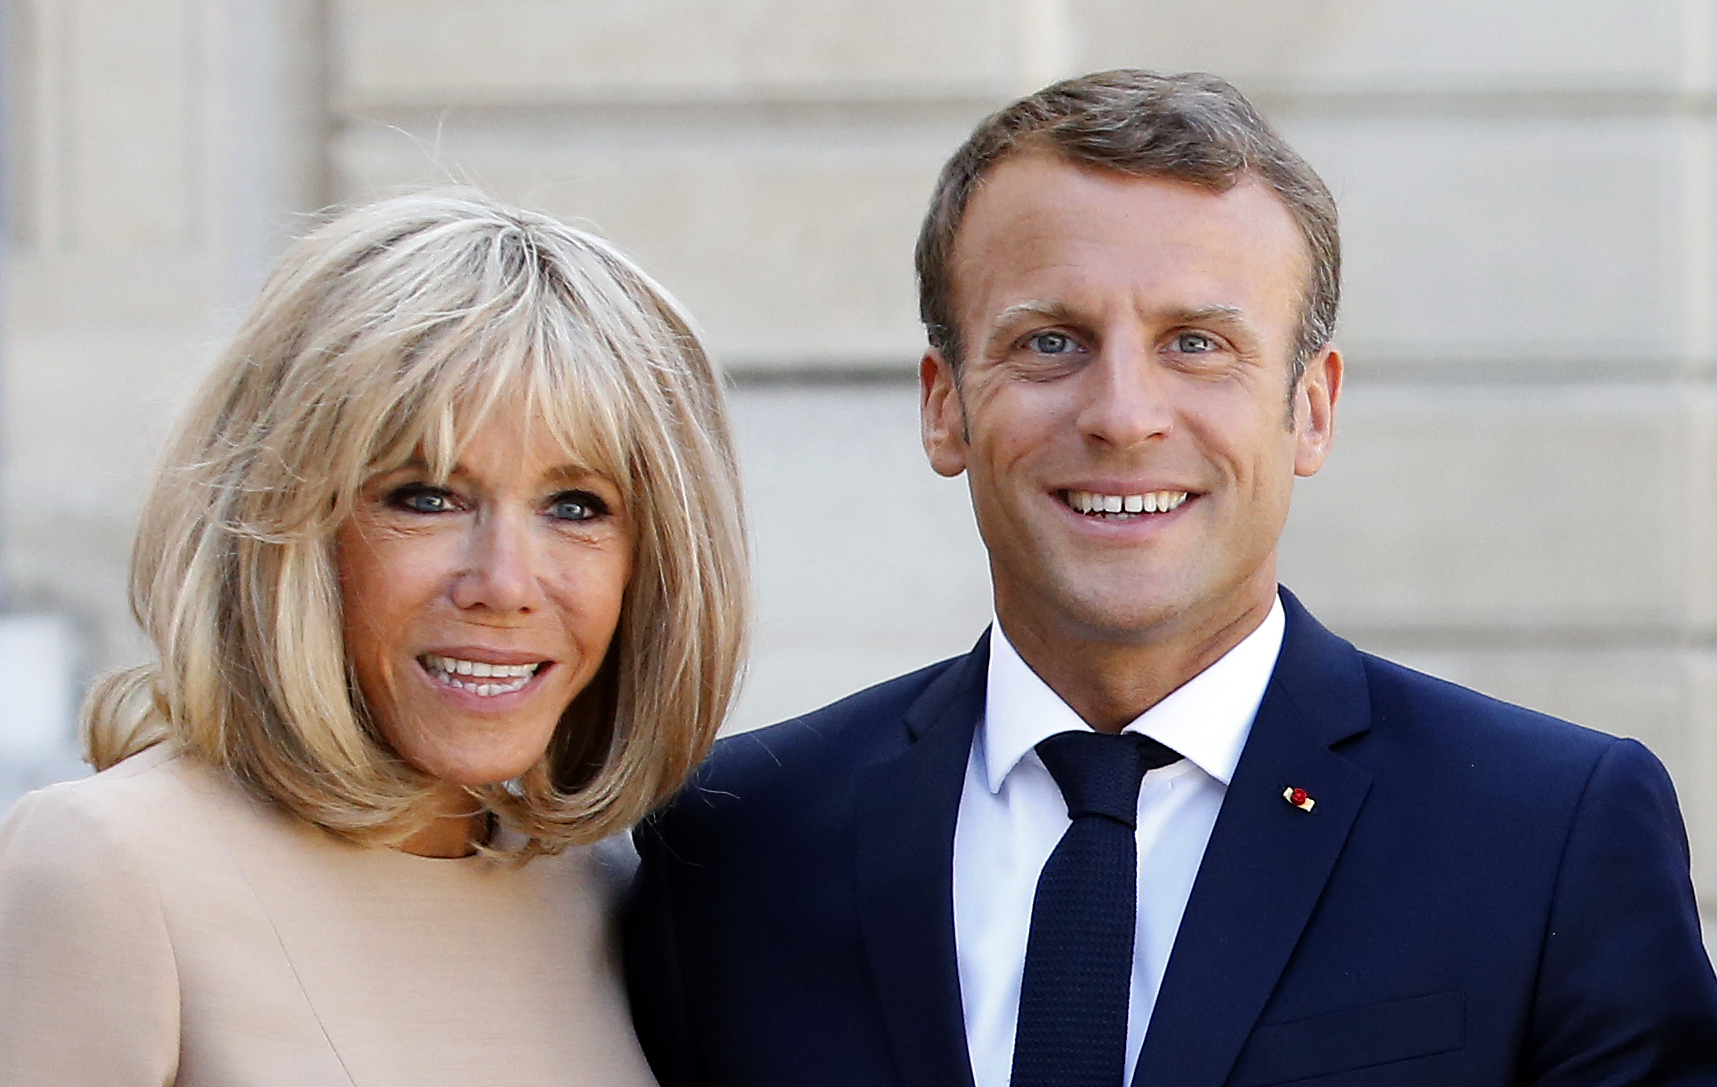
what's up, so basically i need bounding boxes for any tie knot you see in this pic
[1035,731,1181,829]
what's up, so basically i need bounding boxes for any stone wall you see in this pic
[5,0,1714,943]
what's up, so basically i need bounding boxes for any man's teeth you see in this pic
[1066,489,1189,516]
[420,654,541,697]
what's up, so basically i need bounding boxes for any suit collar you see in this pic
[1271,586,1373,748]
[978,598,1285,793]
[1135,587,1374,1086]
[901,628,990,743]
[856,632,989,1087]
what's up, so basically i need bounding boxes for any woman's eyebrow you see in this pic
[542,463,604,486]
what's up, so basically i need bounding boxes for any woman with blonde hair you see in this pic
[0,191,746,1084]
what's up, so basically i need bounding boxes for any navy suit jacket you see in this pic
[626,591,1717,1086]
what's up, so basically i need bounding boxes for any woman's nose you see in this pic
[450,510,540,614]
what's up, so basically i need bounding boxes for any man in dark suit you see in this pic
[625,70,1717,1086]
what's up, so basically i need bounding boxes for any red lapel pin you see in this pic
[1282,786,1316,813]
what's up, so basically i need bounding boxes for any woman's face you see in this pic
[336,412,634,787]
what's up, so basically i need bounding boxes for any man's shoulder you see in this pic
[1344,647,1660,811]
[1357,649,1620,754]
[1277,592,1658,821]
[1281,590,1627,770]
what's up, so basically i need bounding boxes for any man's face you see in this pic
[920,150,1339,652]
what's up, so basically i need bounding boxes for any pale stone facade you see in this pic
[5,0,1715,945]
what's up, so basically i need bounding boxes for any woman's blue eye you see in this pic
[550,491,608,521]
[1027,331,1078,355]
[388,485,457,513]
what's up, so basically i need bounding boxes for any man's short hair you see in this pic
[915,69,1340,379]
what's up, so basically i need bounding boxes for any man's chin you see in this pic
[1065,607,1194,646]
[1022,587,1196,647]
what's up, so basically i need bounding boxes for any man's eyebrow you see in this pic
[993,299,1079,325]
[1170,303,1247,326]
[991,301,1252,326]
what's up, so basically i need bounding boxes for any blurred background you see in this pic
[2,0,1714,950]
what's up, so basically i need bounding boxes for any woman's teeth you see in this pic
[420,654,541,697]
[1065,489,1190,517]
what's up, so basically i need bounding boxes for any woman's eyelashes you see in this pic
[385,482,461,514]
[381,481,613,523]
[547,490,610,522]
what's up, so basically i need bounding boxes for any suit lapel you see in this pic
[853,634,989,1087]
[1134,591,1374,1087]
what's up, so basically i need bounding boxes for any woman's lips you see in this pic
[418,652,551,697]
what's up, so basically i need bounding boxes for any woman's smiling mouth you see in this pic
[418,653,549,697]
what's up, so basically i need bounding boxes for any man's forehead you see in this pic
[948,154,1310,324]
[954,157,1298,278]
[957,150,1300,249]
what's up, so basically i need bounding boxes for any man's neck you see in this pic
[998,590,1279,734]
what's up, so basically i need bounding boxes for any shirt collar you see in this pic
[979,594,1285,793]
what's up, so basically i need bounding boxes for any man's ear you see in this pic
[920,348,968,478]
[1292,343,1342,478]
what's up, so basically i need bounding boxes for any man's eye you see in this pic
[387,484,458,513]
[549,491,610,522]
[1026,331,1079,355]
[1172,331,1218,353]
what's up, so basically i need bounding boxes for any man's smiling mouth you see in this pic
[419,653,546,697]
[1061,489,1190,519]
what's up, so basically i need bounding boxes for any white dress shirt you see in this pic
[953,597,1285,1087]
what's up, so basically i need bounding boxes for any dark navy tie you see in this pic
[1010,730,1182,1087]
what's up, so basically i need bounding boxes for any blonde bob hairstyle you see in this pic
[83,191,748,859]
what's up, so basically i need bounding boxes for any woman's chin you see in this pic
[416,748,548,790]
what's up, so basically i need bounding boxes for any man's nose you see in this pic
[1074,341,1174,448]
[451,510,540,614]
